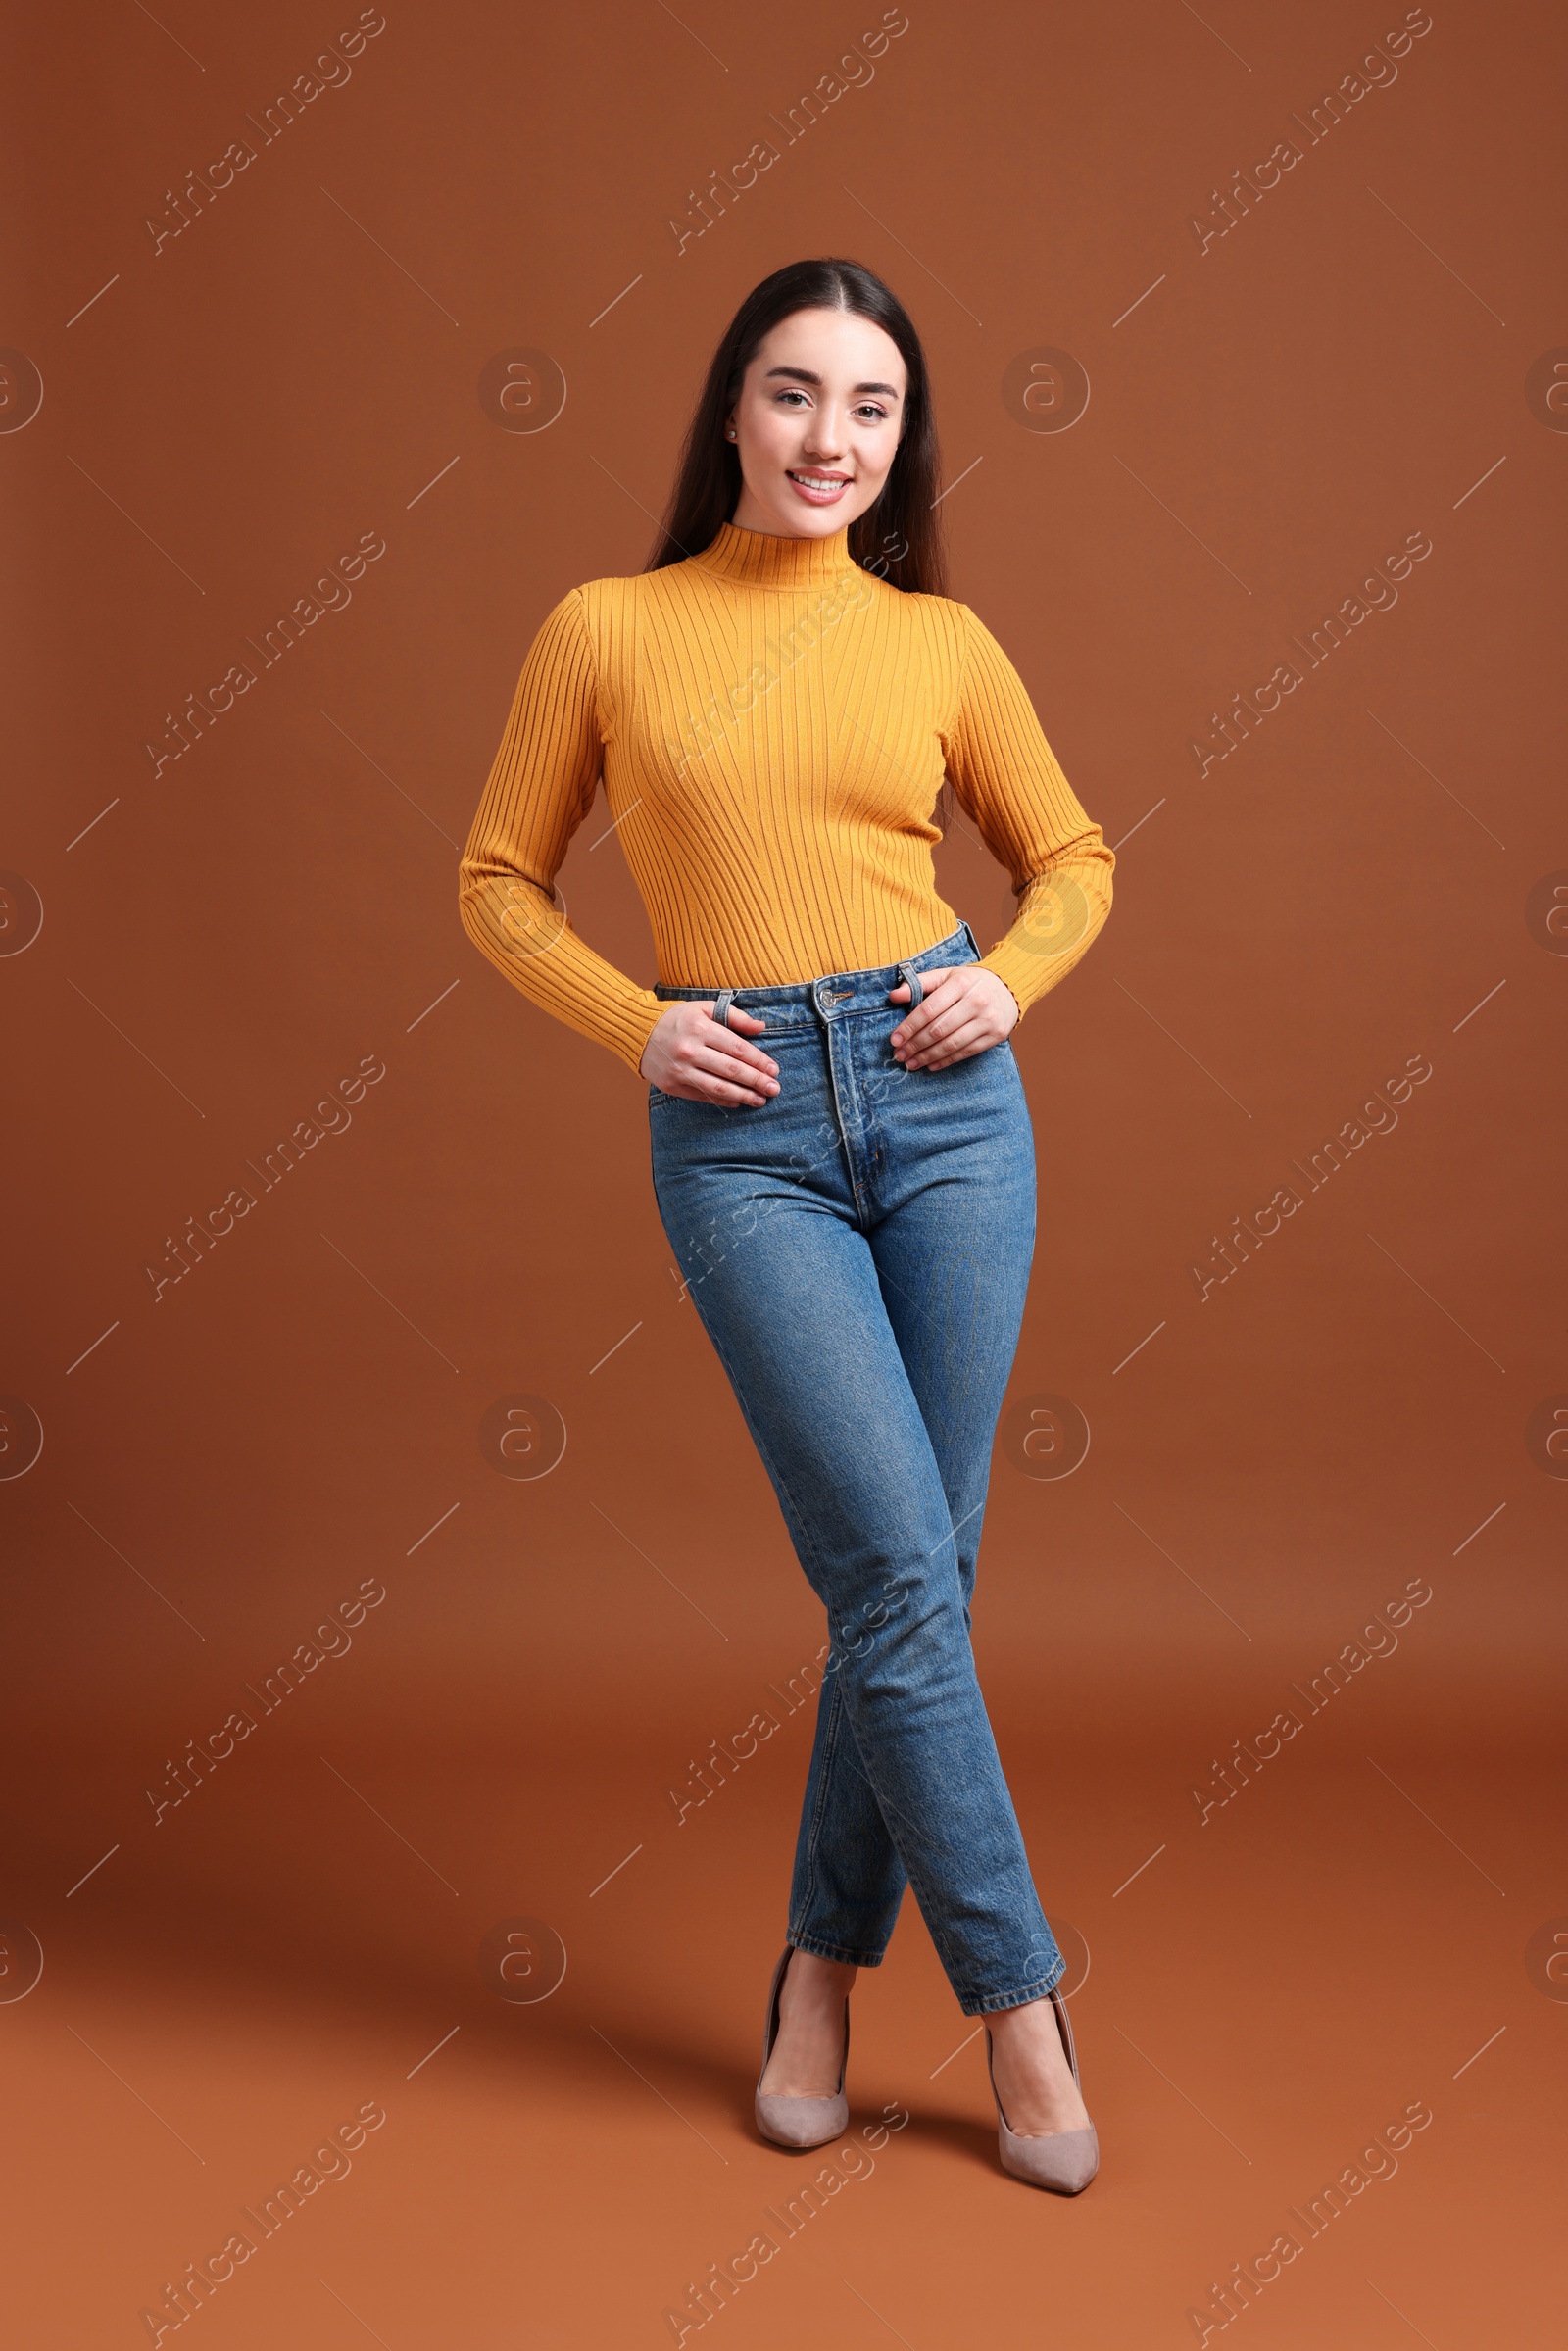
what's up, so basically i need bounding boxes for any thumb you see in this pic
[888,965,950,1003]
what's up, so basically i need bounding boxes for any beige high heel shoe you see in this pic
[985,1986,1100,2194]
[754,1947,850,2151]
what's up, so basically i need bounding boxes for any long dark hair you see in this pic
[645,257,948,597]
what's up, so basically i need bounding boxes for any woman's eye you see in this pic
[771,390,890,419]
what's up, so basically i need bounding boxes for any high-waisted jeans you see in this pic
[648,920,1064,2016]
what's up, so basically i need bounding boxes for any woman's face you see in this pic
[726,307,906,539]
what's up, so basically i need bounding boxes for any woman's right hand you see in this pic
[640,1002,780,1107]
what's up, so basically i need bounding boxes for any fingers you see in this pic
[894,976,1004,1068]
[892,969,1017,1067]
[688,1071,776,1105]
[700,1044,780,1104]
[890,983,959,1047]
[666,1035,779,1106]
[890,973,970,1058]
[886,965,948,1031]
[701,1014,778,1078]
[698,1002,776,1076]
[644,999,783,1105]
[666,1069,775,1106]
[902,1013,994,1069]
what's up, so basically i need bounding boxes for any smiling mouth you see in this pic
[786,469,852,501]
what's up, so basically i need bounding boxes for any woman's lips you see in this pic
[786,470,852,505]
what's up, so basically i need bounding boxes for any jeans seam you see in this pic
[788,1932,887,1968]
[961,1960,1065,2019]
[791,1671,843,1941]
[818,1013,871,1234]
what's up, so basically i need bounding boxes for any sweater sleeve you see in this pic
[458,589,665,1077]
[939,602,1115,1019]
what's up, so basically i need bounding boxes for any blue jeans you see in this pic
[648,921,1064,2016]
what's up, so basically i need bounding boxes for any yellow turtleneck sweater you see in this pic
[458,520,1113,1075]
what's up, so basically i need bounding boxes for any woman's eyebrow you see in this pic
[761,366,902,397]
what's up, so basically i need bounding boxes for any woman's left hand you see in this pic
[888,966,1019,1070]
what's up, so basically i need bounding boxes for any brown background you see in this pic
[3,0,1564,2343]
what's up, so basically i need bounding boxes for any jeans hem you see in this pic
[957,1960,1066,2019]
[788,1931,887,1969]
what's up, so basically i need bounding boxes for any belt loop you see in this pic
[712,988,735,1031]
[896,960,924,1010]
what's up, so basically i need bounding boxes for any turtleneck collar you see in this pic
[690,518,859,590]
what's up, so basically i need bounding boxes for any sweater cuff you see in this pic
[983,862,1108,1019]
[613,992,666,1079]
[978,957,1025,1023]
[981,928,1087,1022]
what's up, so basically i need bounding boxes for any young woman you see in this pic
[459,258,1113,2193]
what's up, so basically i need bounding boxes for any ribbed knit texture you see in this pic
[458,519,1114,1075]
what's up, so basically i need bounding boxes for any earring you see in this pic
[726,429,736,440]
